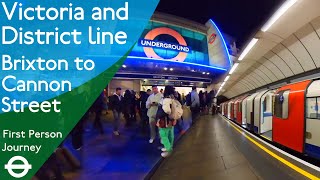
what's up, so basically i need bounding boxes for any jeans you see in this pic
[93,110,104,134]
[190,106,200,123]
[113,110,121,131]
[141,109,148,132]
[149,117,156,140]
[159,127,174,152]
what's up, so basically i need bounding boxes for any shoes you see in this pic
[149,139,154,144]
[161,148,167,152]
[113,131,120,136]
[161,151,171,158]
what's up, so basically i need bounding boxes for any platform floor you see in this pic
[63,108,192,180]
[150,115,313,180]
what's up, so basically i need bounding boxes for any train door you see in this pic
[305,80,320,159]
[242,96,250,126]
[234,101,238,122]
[221,103,225,116]
[246,92,258,131]
[228,101,232,119]
[230,101,235,120]
[253,90,268,133]
[260,90,274,136]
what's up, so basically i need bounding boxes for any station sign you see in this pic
[138,27,190,62]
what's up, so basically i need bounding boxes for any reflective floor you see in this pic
[63,109,192,180]
[151,115,311,180]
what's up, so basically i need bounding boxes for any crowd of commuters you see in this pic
[36,85,215,179]
[82,85,215,153]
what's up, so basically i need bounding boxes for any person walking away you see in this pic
[91,92,104,134]
[174,91,184,133]
[181,93,186,105]
[199,91,204,113]
[156,85,183,157]
[109,88,123,136]
[139,91,149,133]
[122,90,133,127]
[190,86,200,124]
[146,85,163,143]
[130,90,138,123]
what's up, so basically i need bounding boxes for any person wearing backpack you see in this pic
[156,85,183,158]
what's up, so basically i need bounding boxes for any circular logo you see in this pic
[143,27,188,62]
[5,156,32,178]
[279,95,284,103]
[208,33,217,44]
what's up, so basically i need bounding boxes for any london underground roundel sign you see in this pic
[139,27,190,62]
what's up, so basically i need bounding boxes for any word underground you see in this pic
[1,2,128,45]
[139,39,190,53]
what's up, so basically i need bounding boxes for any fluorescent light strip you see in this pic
[127,56,227,71]
[224,75,230,82]
[238,38,258,61]
[229,63,239,75]
[221,82,226,87]
[261,0,298,32]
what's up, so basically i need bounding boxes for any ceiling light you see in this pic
[229,63,239,75]
[206,72,210,75]
[122,65,127,68]
[170,68,173,71]
[221,82,226,87]
[238,38,258,61]
[261,0,298,32]
[164,67,168,70]
[202,72,206,75]
[224,75,230,82]
[191,70,195,72]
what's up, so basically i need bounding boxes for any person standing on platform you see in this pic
[109,87,123,136]
[190,86,200,124]
[146,85,163,144]
[157,85,182,158]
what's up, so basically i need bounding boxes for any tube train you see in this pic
[220,79,320,160]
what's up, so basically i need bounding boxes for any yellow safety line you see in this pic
[221,116,320,180]
[261,135,272,141]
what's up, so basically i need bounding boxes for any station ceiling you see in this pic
[221,0,320,98]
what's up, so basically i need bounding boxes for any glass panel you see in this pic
[282,91,290,119]
[306,98,317,119]
[317,98,320,119]
[263,98,267,112]
[274,92,283,118]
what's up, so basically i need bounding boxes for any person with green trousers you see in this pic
[157,85,178,158]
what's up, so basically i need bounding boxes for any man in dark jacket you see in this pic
[109,87,123,136]
[92,92,105,134]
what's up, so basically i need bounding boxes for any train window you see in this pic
[263,98,267,112]
[274,90,289,119]
[306,97,320,119]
